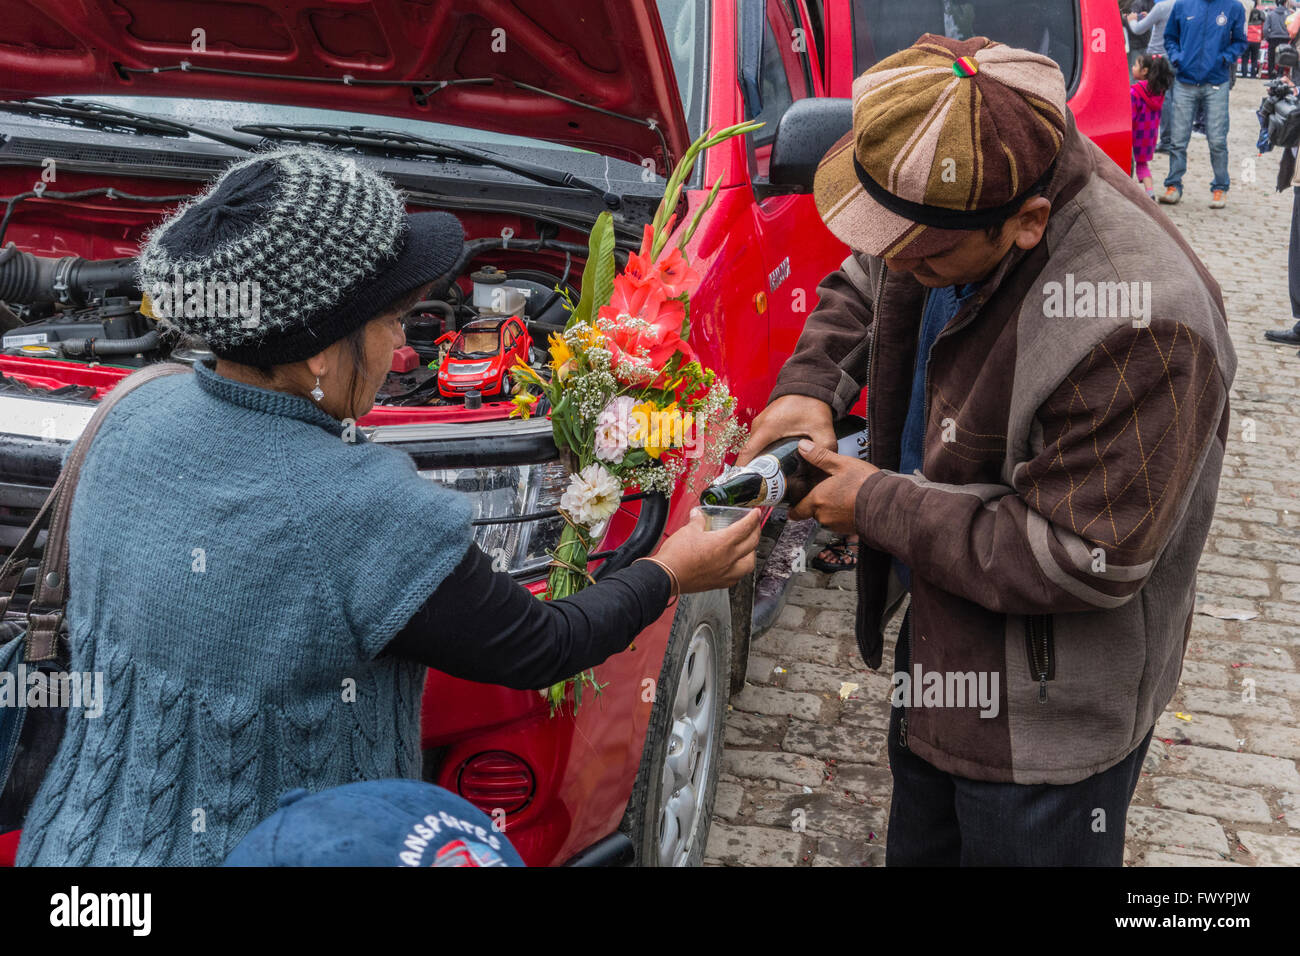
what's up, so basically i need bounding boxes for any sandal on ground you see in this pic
[810,538,859,572]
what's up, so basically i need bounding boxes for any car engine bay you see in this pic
[0,223,594,412]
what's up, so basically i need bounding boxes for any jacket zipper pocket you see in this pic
[1024,614,1055,703]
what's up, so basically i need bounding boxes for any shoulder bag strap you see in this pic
[6,362,193,662]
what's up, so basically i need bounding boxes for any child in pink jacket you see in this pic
[1131,53,1174,199]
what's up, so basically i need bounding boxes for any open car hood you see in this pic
[0,0,690,171]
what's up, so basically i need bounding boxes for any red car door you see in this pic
[738,0,851,384]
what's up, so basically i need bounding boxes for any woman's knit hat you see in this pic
[137,146,463,365]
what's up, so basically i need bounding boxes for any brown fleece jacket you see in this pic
[771,113,1237,784]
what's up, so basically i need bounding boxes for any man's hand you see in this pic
[788,440,879,535]
[737,394,836,467]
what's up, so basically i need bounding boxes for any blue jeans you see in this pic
[1157,93,1173,149]
[1165,80,1231,193]
[884,610,1153,866]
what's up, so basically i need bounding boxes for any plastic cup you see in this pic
[701,504,754,530]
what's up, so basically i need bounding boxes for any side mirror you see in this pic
[434,332,457,345]
[769,97,852,193]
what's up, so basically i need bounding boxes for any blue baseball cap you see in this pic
[223,779,525,867]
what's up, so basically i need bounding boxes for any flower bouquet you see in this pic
[511,122,760,716]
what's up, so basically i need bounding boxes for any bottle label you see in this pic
[718,456,785,506]
[757,472,786,505]
[749,454,780,479]
[748,455,785,504]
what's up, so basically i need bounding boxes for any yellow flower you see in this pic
[512,357,544,387]
[548,333,573,369]
[547,333,579,383]
[509,393,539,420]
[658,403,692,458]
[633,400,691,459]
[575,323,605,350]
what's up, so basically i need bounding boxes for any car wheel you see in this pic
[619,588,731,867]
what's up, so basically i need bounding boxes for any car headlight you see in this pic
[418,461,570,576]
[446,361,492,375]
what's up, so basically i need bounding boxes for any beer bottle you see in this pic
[700,416,869,508]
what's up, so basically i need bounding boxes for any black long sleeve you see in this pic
[383,545,672,689]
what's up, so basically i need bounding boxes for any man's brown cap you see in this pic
[814,34,1068,260]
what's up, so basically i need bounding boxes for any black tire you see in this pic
[727,570,755,699]
[619,589,732,866]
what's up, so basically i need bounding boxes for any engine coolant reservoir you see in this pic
[471,265,526,317]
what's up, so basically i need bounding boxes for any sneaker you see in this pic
[1210,190,1227,209]
[1159,186,1182,204]
[1264,327,1300,345]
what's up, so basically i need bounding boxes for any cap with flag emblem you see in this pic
[813,34,1068,261]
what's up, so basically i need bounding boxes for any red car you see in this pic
[0,0,1127,867]
[436,316,532,400]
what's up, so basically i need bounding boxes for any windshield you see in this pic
[456,331,501,355]
[849,0,1080,92]
[657,0,709,140]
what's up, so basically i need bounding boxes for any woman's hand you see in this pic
[652,507,762,593]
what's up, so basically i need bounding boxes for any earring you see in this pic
[310,377,325,402]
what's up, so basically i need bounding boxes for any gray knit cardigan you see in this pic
[17,360,471,865]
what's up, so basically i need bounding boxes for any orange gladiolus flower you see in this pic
[653,245,700,298]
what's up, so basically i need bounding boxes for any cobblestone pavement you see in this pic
[706,78,1300,867]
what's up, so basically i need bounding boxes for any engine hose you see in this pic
[443,236,626,291]
[412,299,456,331]
[0,187,192,248]
[0,245,137,306]
[534,250,574,324]
[61,329,161,357]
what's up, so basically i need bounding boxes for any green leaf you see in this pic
[678,173,723,254]
[590,230,616,315]
[551,393,577,452]
[569,211,616,330]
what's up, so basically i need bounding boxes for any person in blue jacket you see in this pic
[1160,0,1249,207]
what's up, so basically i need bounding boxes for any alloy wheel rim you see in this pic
[655,622,717,866]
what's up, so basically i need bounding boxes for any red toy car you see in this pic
[436,316,532,400]
[0,0,1127,867]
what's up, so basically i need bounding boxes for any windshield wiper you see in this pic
[0,98,260,151]
[233,123,622,209]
